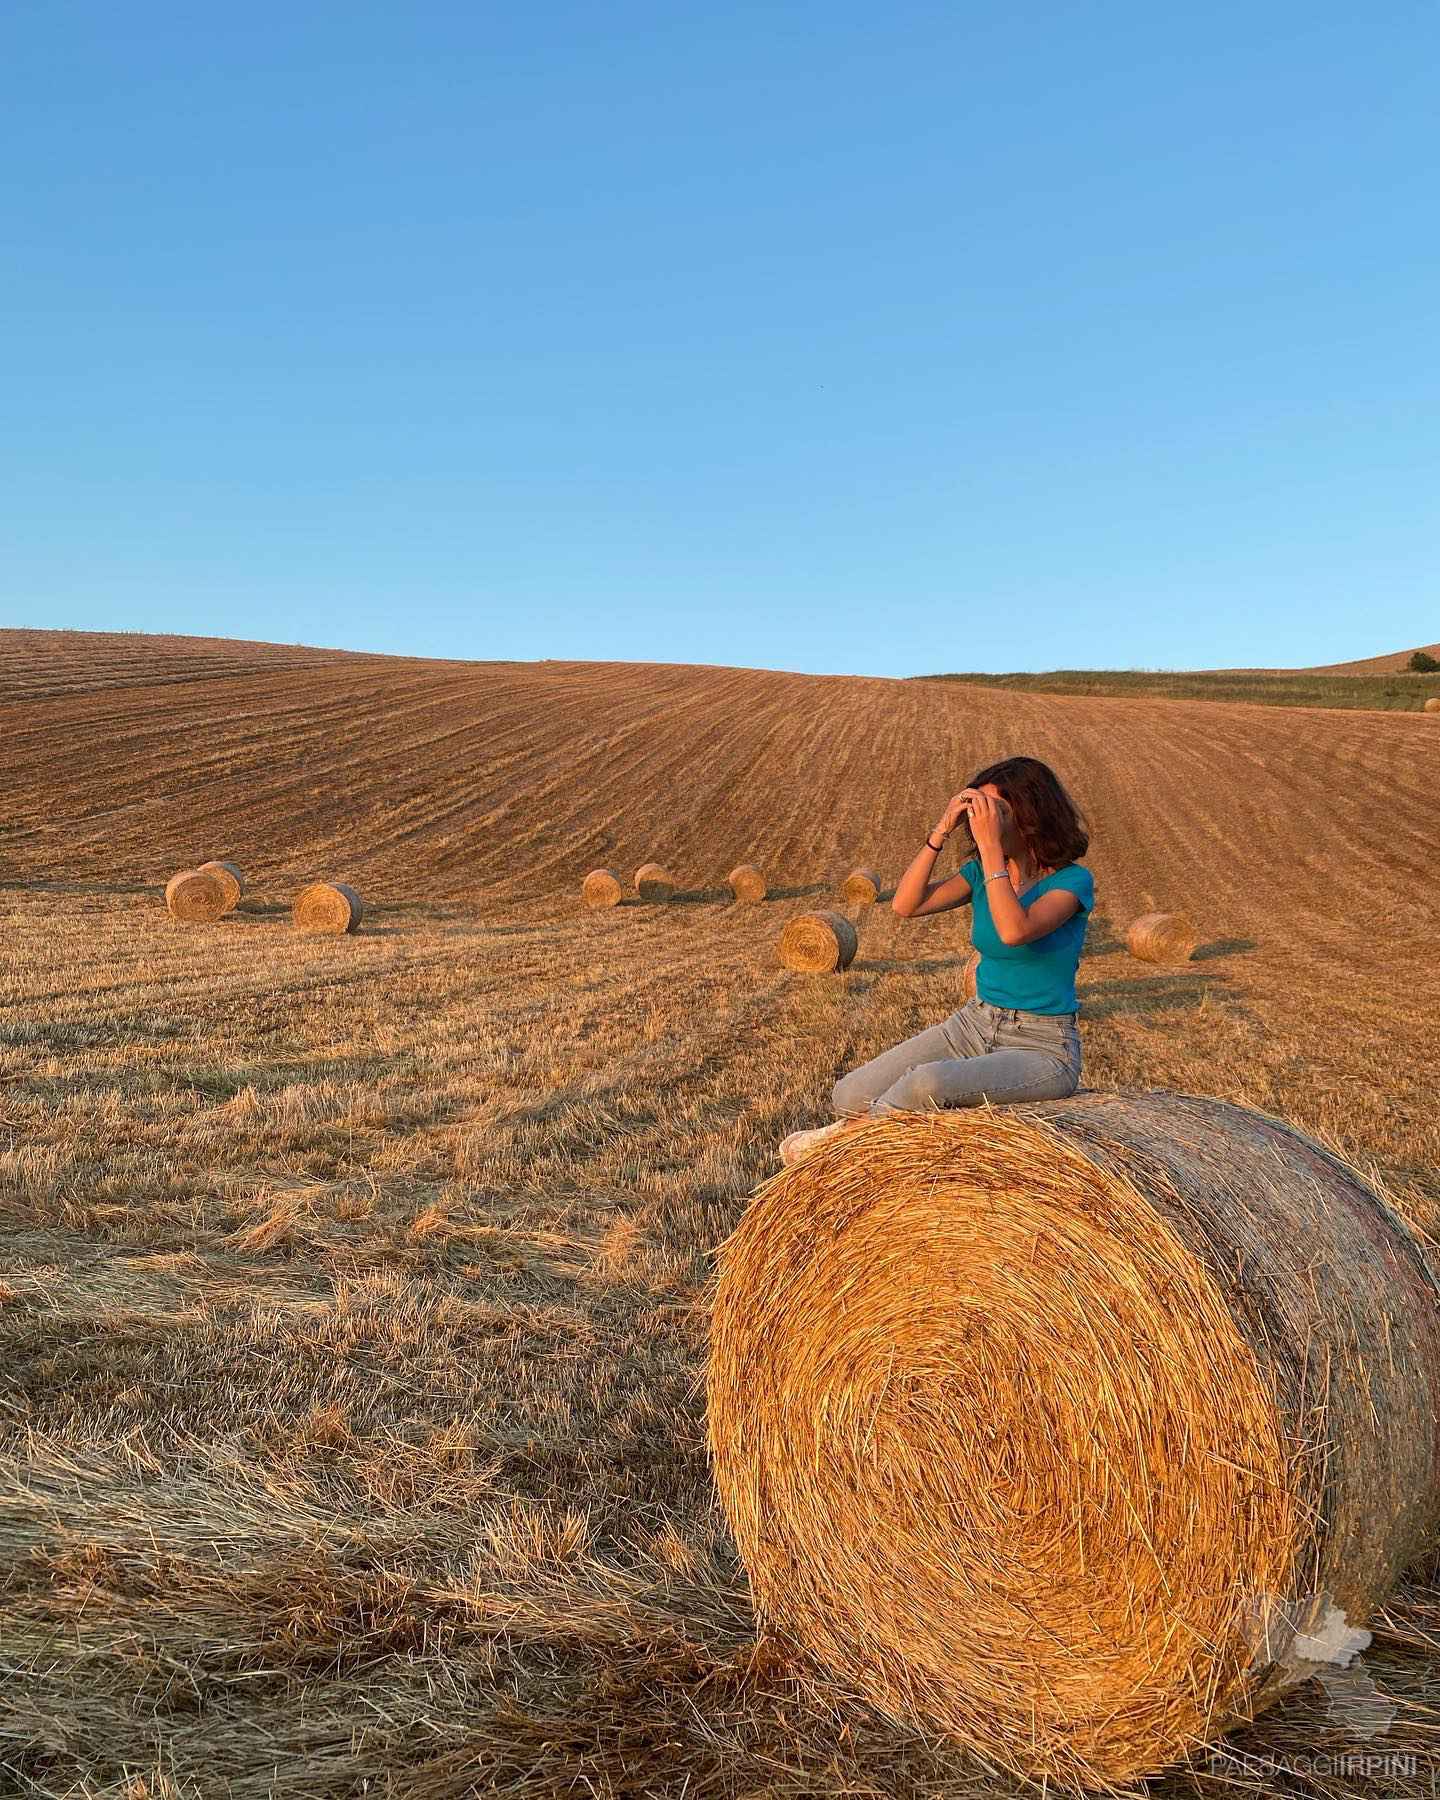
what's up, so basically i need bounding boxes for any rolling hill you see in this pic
[5,628,1437,939]
[1298,640,1440,674]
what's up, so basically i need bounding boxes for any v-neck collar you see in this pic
[1014,866,1060,903]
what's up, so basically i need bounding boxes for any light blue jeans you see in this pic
[832,995,1082,1116]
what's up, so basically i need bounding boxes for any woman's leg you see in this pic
[831,1020,967,1118]
[873,1044,1078,1113]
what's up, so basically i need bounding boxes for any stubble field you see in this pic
[3,628,1439,1798]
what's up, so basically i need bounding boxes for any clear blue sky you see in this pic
[2,2,1436,677]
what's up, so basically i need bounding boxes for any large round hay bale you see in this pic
[1127,910,1197,962]
[779,910,858,973]
[728,863,767,904]
[842,867,883,905]
[292,882,363,935]
[164,868,228,923]
[634,862,676,902]
[198,860,245,914]
[707,1094,1440,1788]
[582,869,623,908]
[961,947,980,998]
[1424,696,1440,713]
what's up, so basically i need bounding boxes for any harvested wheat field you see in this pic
[3,626,1440,1799]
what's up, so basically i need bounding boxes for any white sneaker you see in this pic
[778,1119,853,1167]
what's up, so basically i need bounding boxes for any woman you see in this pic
[779,756,1094,1165]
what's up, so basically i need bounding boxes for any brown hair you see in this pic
[957,756,1089,873]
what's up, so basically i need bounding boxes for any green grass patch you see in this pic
[916,669,1440,711]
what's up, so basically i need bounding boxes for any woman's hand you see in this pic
[932,793,972,840]
[958,787,1005,855]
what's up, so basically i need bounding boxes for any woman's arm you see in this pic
[891,795,976,918]
[965,791,1083,943]
[994,887,1081,945]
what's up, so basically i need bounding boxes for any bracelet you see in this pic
[985,870,1009,882]
[926,834,945,853]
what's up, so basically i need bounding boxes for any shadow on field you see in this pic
[1082,918,1256,964]
[4,878,159,898]
[359,919,489,937]
[853,954,971,975]
[613,892,730,906]
[1076,914,1126,956]
[166,1053,394,1095]
[664,882,835,904]
[1076,972,1235,1020]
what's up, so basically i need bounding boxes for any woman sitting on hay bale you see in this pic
[780,757,1094,1165]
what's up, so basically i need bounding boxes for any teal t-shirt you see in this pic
[960,857,1094,1015]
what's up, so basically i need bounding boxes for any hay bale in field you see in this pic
[198,860,245,914]
[842,867,883,905]
[1127,910,1197,962]
[582,869,623,908]
[634,862,676,902]
[709,1094,1440,1785]
[164,867,228,924]
[292,882,363,935]
[779,910,857,973]
[1425,696,1440,713]
[707,1094,1440,1789]
[961,947,980,998]
[728,863,767,904]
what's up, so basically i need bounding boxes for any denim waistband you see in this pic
[970,996,1078,1024]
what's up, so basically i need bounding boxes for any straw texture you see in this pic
[164,868,228,923]
[962,948,980,999]
[1128,910,1198,962]
[198,860,245,914]
[581,869,623,908]
[707,1094,1440,1790]
[842,867,883,905]
[779,910,858,973]
[634,862,676,902]
[292,882,363,934]
[1425,697,1440,713]
[728,863,767,903]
